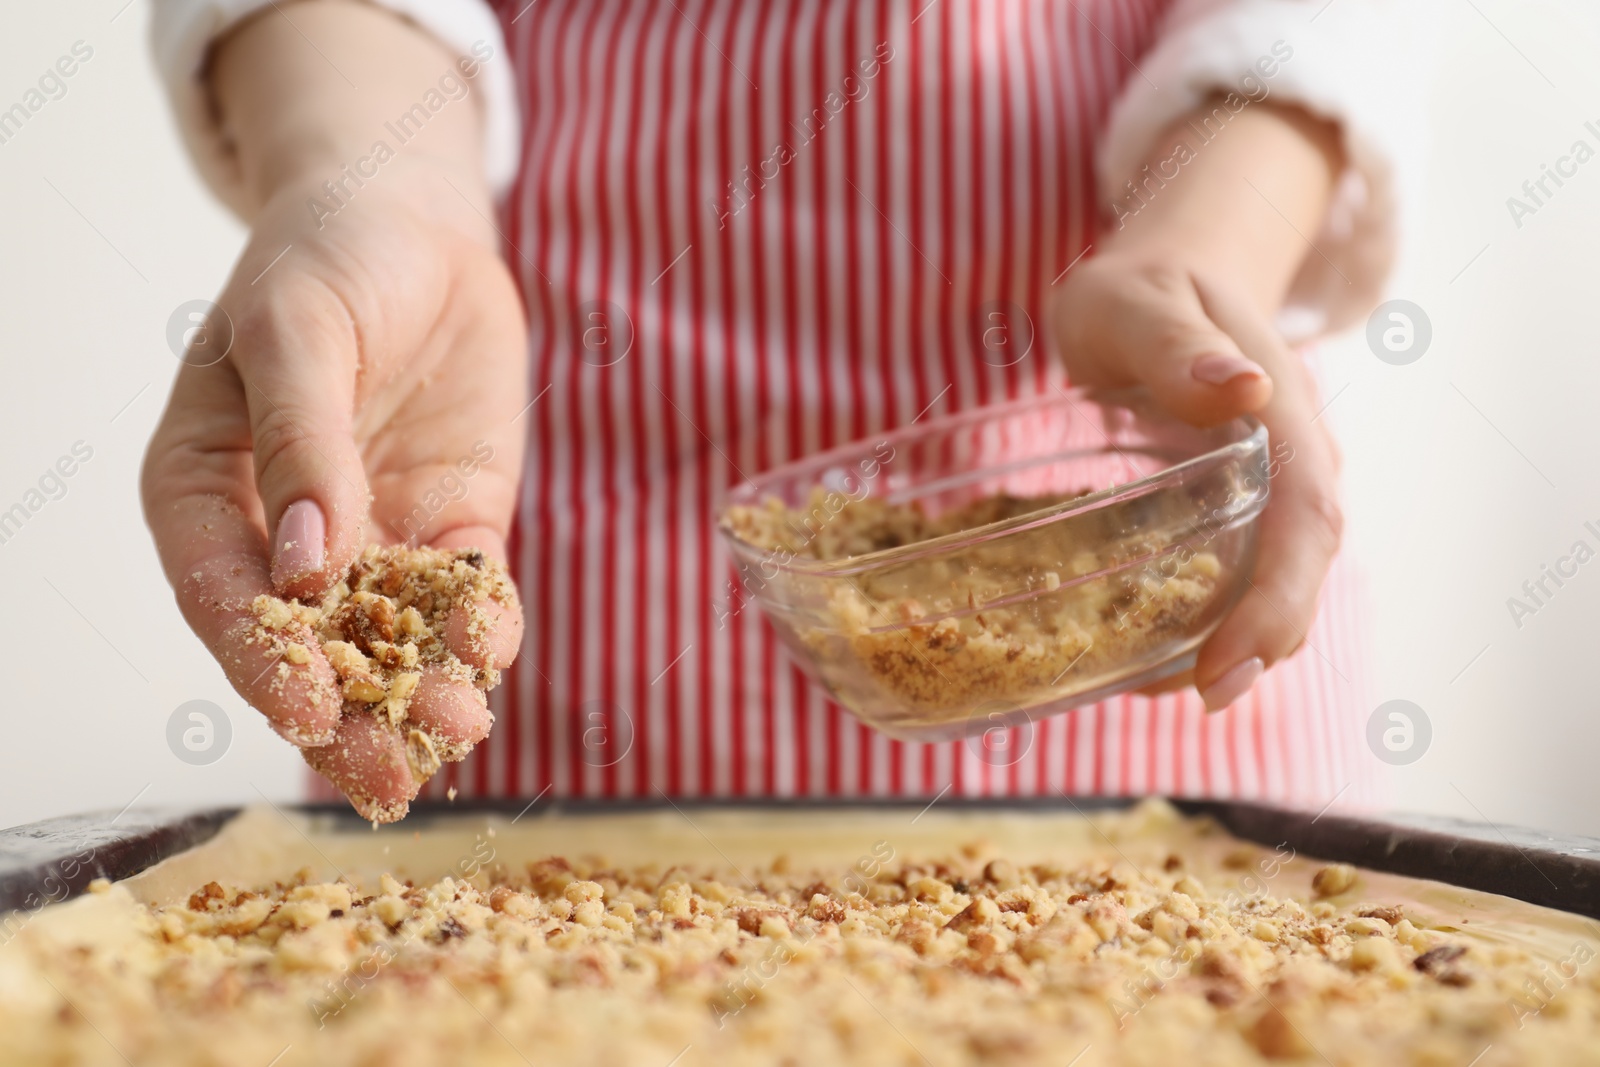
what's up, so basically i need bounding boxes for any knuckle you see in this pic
[1153,320,1228,363]
[251,416,328,493]
[1132,260,1192,294]
[231,274,354,374]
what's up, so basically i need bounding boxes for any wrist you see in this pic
[210,0,494,218]
[1096,227,1276,318]
[239,126,492,215]
[1100,99,1343,314]
[255,153,500,252]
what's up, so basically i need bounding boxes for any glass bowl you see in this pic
[716,388,1271,742]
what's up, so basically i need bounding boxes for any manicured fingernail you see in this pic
[1192,353,1266,386]
[272,498,326,588]
[1201,657,1264,713]
[274,716,338,748]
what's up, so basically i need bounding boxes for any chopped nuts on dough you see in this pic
[1313,863,1359,899]
[8,802,1597,1066]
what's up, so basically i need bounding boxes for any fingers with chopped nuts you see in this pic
[442,599,523,670]
[141,6,529,823]
[422,523,524,669]
[142,495,342,746]
[299,713,418,823]
[252,544,516,821]
[405,666,493,758]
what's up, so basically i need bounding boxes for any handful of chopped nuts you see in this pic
[250,545,516,816]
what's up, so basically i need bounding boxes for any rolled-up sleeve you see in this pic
[149,0,521,214]
[1099,0,1439,338]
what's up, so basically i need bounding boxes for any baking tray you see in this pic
[4,798,1599,920]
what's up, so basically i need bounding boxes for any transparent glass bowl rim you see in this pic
[718,387,1269,579]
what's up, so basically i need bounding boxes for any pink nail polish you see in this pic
[1192,353,1265,386]
[272,499,326,588]
[1201,657,1264,713]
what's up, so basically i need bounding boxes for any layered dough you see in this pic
[3,801,1598,1066]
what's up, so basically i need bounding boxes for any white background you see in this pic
[1,2,1597,833]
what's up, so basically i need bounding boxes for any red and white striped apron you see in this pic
[413,0,1374,809]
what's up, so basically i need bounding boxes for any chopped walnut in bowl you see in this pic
[717,391,1270,742]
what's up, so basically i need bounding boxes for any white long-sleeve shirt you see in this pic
[151,0,1432,336]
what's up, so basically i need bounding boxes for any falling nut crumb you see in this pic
[405,729,442,783]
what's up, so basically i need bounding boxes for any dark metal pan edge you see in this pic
[0,808,239,921]
[1181,801,1600,923]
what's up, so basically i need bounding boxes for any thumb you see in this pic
[1062,269,1274,427]
[234,283,372,599]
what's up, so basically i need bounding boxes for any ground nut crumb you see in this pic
[253,596,294,630]
[1165,892,1201,921]
[1345,917,1391,938]
[1358,905,1404,926]
[982,859,1018,887]
[1394,918,1431,951]
[405,729,442,783]
[323,640,368,677]
[274,899,331,929]
[372,896,410,927]
[1152,910,1188,947]
[1350,936,1403,974]
[290,883,352,914]
[1312,864,1358,898]
[397,606,426,637]
[906,877,955,904]
[390,670,421,702]
[564,881,605,904]
[945,897,1000,931]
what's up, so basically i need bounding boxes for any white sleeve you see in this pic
[149,0,521,214]
[1099,0,1440,339]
